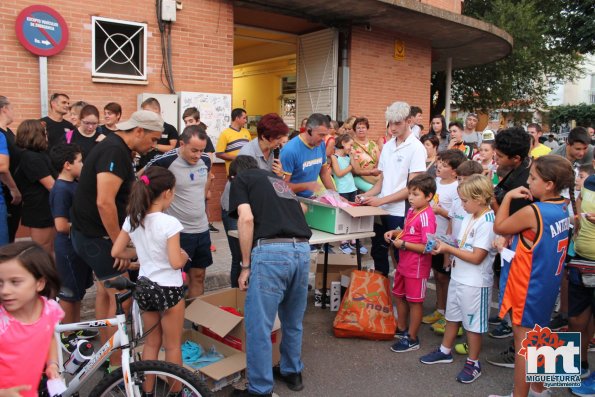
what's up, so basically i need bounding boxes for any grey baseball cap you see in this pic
[116,110,164,132]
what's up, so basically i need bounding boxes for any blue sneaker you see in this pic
[581,367,591,380]
[349,243,368,255]
[456,360,482,384]
[339,243,353,255]
[420,348,453,364]
[390,336,419,352]
[394,328,409,339]
[571,372,595,396]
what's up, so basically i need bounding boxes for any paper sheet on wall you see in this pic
[179,92,232,163]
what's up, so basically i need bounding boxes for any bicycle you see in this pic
[51,277,211,397]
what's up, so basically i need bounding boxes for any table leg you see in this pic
[355,239,362,270]
[321,242,330,309]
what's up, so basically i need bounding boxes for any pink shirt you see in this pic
[0,297,64,396]
[398,206,436,279]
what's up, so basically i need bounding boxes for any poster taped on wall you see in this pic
[179,91,232,159]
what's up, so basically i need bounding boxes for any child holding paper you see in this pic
[420,175,497,384]
[384,174,437,353]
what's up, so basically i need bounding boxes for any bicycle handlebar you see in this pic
[104,277,136,291]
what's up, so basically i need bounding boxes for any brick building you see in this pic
[0,0,511,222]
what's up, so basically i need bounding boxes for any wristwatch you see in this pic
[240,262,250,269]
[400,240,406,251]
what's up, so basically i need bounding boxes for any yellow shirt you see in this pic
[530,143,551,159]
[215,127,251,174]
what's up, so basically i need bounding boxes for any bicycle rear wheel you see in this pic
[89,360,211,397]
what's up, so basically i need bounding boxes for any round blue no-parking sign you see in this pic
[15,5,69,57]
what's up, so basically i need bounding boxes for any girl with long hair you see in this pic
[112,166,189,394]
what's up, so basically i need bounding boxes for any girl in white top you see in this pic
[112,166,189,394]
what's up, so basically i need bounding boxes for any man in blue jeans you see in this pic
[229,155,312,397]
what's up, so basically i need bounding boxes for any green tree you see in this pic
[430,0,590,115]
[548,104,595,130]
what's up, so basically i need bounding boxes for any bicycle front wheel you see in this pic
[89,360,212,397]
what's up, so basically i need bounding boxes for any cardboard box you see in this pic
[186,288,281,365]
[172,329,245,392]
[300,198,388,234]
[314,253,357,289]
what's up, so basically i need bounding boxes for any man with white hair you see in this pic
[360,102,427,276]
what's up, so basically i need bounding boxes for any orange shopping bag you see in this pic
[333,270,396,340]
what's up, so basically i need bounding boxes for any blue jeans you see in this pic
[0,201,8,246]
[221,208,242,288]
[371,215,404,276]
[245,241,310,395]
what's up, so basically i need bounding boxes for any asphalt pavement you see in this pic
[73,222,588,397]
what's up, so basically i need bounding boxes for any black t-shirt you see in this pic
[495,157,533,215]
[229,168,312,241]
[98,125,116,136]
[49,179,76,245]
[14,150,57,227]
[138,122,179,168]
[71,133,134,237]
[70,129,105,159]
[41,117,74,150]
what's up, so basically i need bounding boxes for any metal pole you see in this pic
[445,57,452,125]
[40,56,49,117]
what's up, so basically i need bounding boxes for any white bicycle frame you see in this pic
[54,310,138,396]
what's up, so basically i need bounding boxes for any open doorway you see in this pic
[233,7,337,132]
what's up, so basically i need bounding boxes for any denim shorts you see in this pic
[56,234,93,301]
[71,228,124,281]
[180,231,213,271]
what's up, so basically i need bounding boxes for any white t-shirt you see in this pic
[377,134,427,216]
[451,210,497,288]
[448,196,466,242]
[411,125,421,139]
[435,178,459,235]
[123,212,184,287]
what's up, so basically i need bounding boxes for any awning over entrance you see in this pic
[234,0,513,71]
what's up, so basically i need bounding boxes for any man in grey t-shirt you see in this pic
[147,125,212,298]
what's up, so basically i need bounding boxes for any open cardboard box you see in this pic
[299,197,388,234]
[166,329,245,392]
[186,288,281,365]
[314,253,358,289]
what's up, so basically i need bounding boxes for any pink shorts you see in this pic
[392,272,427,303]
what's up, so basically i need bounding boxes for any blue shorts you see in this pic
[55,234,93,301]
[180,231,213,271]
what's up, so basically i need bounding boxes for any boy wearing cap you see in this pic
[71,110,163,371]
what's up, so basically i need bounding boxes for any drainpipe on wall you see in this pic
[337,30,350,122]
[445,57,452,125]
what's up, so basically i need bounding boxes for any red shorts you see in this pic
[392,272,427,303]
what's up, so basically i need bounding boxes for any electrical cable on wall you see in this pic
[156,0,175,93]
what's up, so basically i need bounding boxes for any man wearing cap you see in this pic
[462,112,482,150]
[71,110,162,370]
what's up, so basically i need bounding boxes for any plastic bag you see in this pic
[333,270,396,340]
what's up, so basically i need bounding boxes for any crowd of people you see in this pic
[0,92,595,397]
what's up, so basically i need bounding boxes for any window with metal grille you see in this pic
[92,16,147,80]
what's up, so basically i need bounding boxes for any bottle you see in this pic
[64,339,94,374]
